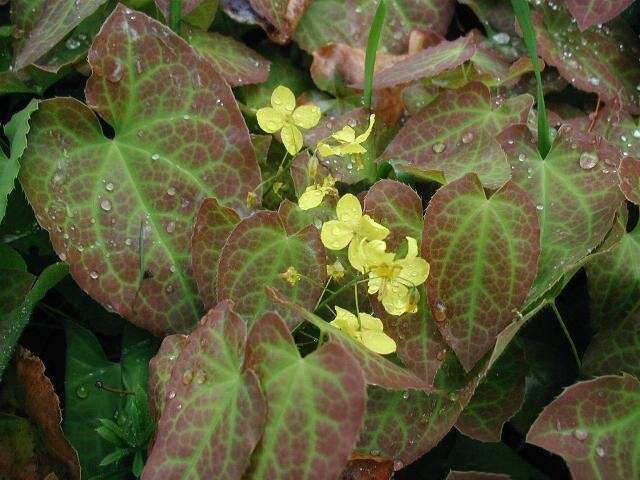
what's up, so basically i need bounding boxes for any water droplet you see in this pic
[461,131,474,144]
[107,60,124,82]
[182,369,193,384]
[518,153,526,162]
[448,391,458,402]
[65,36,81,50]
[166,221,176,233]
[436,349,447,361]
[89,271,99,279]
[167,186,176,196]
[402,391,409,400]
[579,152,599,170]
[125,238,132,246]
[105,182,114,191]
[176,403,182,410]
[76,386,88,399]
[588,77,600,86]
[393,460,404,471]
[432,142,446,153]
[574,429,588,440]
[151,153,160,160]
[633,129,640,139]
[369,449,380,456]
[194,369,207,384]
[182,114,190,120]
[434,301,447,322]
[536,204,544,211]
[492,32,510,45]
[168,391,176,399]
[100,199,112,211]
[596,446,605,457]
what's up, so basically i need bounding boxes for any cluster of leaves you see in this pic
[0,0,639,479]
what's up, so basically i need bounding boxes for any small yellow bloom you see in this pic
[330,306,396,354]
[357,236,430,316]
[256,86,321,155]
[246,191,258,209]
[317,114,375,158]
[320,194,390,270]
[280,266,302,286]
[298,175,338,210]
[326,260,345,281]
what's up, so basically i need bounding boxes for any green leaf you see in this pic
[565,0,635,31]
[422,173,540,371]
[619,156,640,205]
[186,29,270,87]
[499,125,624,305]
[19,5,261,335]
[385,82,533,189]
[155,0,219,30]
[528,374,640,479]
[245,312,366,479]
[217,211,326,326]
[295,0,455,54]
[531,4,640,114]
[0,262,68,377]
[144,301,266,479]
[0,244,27,271]
[362,0,386,109]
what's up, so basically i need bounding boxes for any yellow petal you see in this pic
[271,85,296,114]
[354,114,376,144]
[331,306,359,333]
[348,237,368,273]
[298,186,325,210]
[358,313,384,332]
[317,142,337,158]
[281,123,303,155]
[332,125,356,144]
[334,143,368,156]
[292,104,321,129]
[381,284,411,316]
[398,257,430,287]
[360,331,396,354]
[367,275,383,295]
[321,220,353,250]
[336,193,362,226]
[405,236,419,258]
[358,215,390,241]
[361,239,390,265]
[256,107,285,133]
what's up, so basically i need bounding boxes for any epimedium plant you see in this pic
[0,0,639,479]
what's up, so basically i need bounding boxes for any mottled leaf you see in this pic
[532,6,640,113]
[19,6,261,335]
[218,211,325,326]
[245,312,366,479]
[143,302,265,480]
[339,455,394,480]
[13,0,108,71]
[295,0,455,54]
[191,198,241,310]
[565,0,635,31]
[187,29,270,87]
[619,156,640,205]
[528,374,640,480]
[422,173,540,371]
[371,36,477,88]
[456,345,527,442]
[385,82,533,189]
[499,125,624,304]
[148,334,188,421]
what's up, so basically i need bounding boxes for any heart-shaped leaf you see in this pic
[148,334,188,421]
[143,301,266,480]
[531,6,640,114]
[422,173,540,371]
[619,156,640,205]
[498,125,624,304]
[19,5,261,335]
[565,0,635,31]
[528,374,640,480]
[245,312,366,479]
[385,82,533,189]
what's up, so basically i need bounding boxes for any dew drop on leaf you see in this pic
[151,153,160,160]
[105,182,114,191]
[75,386,88,399]
[492,32,510,45]
[596,446,605,457]
[432,142,446,153]
[573,429,588,440]
[579,152,599,170]
[100,199,112,211]
[461,132,474,144]
[168,391,176,399]
[182,369,194,385]
[166,186,176,196]
[434,301,447,322]
[393,460,404,471]
[89,271,99,279]
[107,60,124,83]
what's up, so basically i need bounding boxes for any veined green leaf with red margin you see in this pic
[295,0,455,54]
[217,211,326,326]
[19,6,261,335]
[148,334,188,421]
[245,312,366,479]
[12,0,108,71]
[565,0,635,31]
[456,344,527,442]
[191,198,241,310]
[371,36,477,88]
[585,222,640,329]
[143,302,265,479]
[531,6,640,114]
[187,29,270,87]
[385,82,533,189]
[498,125,624,305]
[528,374,640,480]
[422,173,540,371]
[619,157,640,205]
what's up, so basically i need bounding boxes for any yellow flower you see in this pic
[358,237,430,316]
[320,194,389,272]
[298,175,338,210]
[280,266,302,286]
[317,114,375,158]
[256,85,321,155]
[330,307,396,354]
[326,260,345,281]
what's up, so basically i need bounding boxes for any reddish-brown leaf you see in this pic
[565,0,635,31]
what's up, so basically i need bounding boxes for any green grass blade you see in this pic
[169,0,182,32]
[511,0,551,157]
[363,0,387,109]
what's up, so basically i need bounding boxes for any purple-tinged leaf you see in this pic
[499,125,624,304]
[12,0,108,71]
[143,302,266,480]
[19,6,261,335]
[385,82,533,189]
[148,334,188,421]
[528,374,640,480]
[531,7,640,114]
[191,198,241,310]
[619,157,640,205]
[422,173,540,371]
[371,36,477,88]
[295,0,455,54]
[187,30,270,87]
[565,0,635,31]
[217,211,326,326]
[245,312,366,479]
